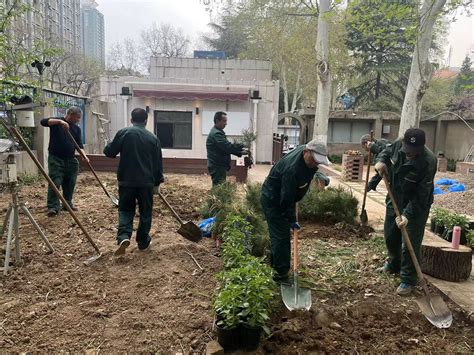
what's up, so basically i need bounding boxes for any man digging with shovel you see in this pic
[104,108,164,255]
[374,128,437,296]
[261,140,330,284]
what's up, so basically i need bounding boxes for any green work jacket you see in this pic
[261,145,318,223]
[206,126,244,170]
[376,139,437,220]
[104,123,164,187]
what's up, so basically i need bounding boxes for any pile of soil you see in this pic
[432,171,474,216]
[1,172,472,352]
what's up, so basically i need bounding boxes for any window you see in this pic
[154,111,192,149]
[328,121,372,143]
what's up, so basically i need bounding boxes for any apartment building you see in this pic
[80,0,105,65]
[6,0,81,52]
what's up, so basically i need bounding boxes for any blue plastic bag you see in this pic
[433,187,445,195]
[448,184,465,193]
[198,217,216,237]
[435,178,458,185]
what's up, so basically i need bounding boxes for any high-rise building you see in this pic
[6,0,82,52]
[80,0,105,66]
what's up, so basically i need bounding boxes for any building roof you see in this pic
[133,89,249,102]
[433,68,459,79]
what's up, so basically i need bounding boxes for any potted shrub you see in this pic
[443,213,470,244]
[434,208,449,236]
[213,280,246,351]
[238,259,276,351]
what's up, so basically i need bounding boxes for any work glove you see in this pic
[367,180,378,192]
[241,148,250,156]
[374,161,387,175]
[395,215,408,229]
[290,222,301,230]
[153,185,160,195]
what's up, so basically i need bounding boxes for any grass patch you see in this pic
[301,240,360,293]
[17,173,42,185]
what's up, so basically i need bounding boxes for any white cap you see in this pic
[306,140,330,165]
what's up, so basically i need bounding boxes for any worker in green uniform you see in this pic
[374,128,436,296]
[104,108,164,256]
[261,140,330,283]
[40,107,88,216]
[206,111,246,187]
[360,134,391,192]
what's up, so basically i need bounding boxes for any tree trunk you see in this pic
[421,232,472,282]
[312,0,331,144]
[290,69,302,113]
[399,0,447,136]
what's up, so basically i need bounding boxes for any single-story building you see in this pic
[298,109,474,160]
[98,57,280,163]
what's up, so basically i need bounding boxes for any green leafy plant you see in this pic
[17,172,42,185]
[214,258,276,332]
[299,186,359,223]
[466,230,474,248]
[447,159,458,172]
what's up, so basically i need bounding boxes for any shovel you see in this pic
[381,172,452,329]
[158,192,202,243]
[281,213,311,311]
[8,126,102,265]
[360,130,374,225]
[65,129,119,207]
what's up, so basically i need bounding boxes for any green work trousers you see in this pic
[47,154,79,211]
[117,186,153,249]
[208,165,227,187]
[261,195,291,279]
[384,204,429,286]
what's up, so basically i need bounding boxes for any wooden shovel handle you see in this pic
[65,129,113,200]
[362,130,374,211]
[293,204,299,272]
[381,172,428,291]
[9,126,100,254]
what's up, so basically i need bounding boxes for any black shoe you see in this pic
[138,240,152,253]
[47,208,58,217]
[115,239,130,256]
[274,274,290,285]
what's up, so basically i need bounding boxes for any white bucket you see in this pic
[16,110,35,127]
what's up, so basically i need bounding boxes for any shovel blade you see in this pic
[281,283,312,311]
[360,209,368,226]
[177,222,202,243]
[111,196,119,207]
[415,294,452,329]
[83,253,102,265]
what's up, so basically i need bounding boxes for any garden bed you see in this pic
[0,172,472,352]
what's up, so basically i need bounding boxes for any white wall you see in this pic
[98,61,279,162]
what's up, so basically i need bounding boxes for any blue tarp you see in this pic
[433,187,446,195]
[448,184,465,193]
[198,217,215,237]
[435,178,458,185]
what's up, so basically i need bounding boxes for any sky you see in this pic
[95,0,473,68]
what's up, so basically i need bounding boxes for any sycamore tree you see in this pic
[399,0,471,135]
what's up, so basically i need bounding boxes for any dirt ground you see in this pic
[0,172,473,353]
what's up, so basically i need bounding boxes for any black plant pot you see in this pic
[430,220,436,232]
[240,325,263,351]
[216,322,241,351]
[435,224,445,236]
